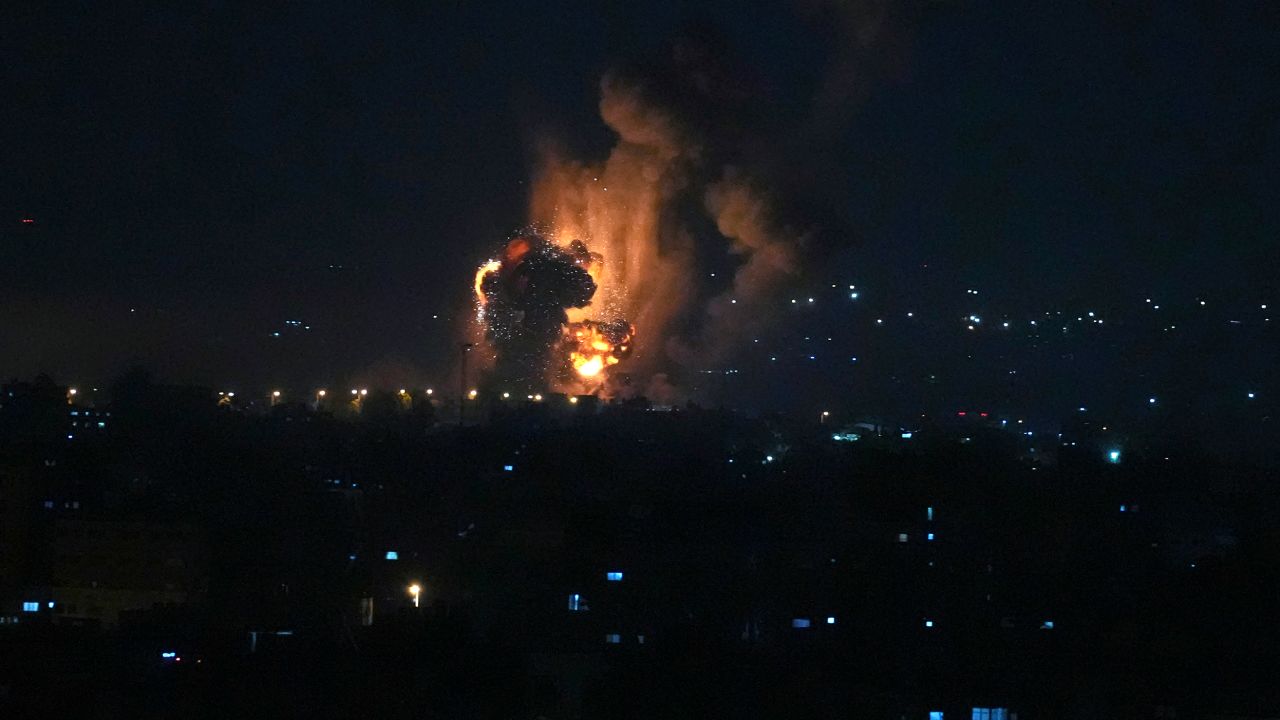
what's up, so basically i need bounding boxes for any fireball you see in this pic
[474,233,634,389]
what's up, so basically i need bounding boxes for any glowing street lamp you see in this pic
[271,390,281,405]
[317,389,327,398]
[408,583,421,608]
[820,410,830,424]
[468,389,478,399]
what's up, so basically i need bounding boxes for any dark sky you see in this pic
[3,1,1278,436]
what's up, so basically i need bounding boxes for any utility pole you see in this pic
[459,342,473,426]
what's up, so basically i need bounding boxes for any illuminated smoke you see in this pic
[529,76,697,381]
[494,8,911,397]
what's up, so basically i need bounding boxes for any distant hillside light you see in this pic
[1108,450,1122,464]
[606,571,623,582]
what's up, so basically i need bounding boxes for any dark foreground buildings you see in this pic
[1,375,1278,719]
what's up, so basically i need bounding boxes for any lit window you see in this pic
[46,601,55,609]
[502,465,514,472]
[1119,504,1126,512]
[606,571,623,582]
[43,500,54,509]
[568,594,586,612]
[927,533,936,541]
[924,619,934,628]
[1040,621,1054,630]
[637,635,645,644]
[901,432,913,439]
[931,713,945,720]
[22,602,39,613]
[971,708,1008,720]
[385,551,399,560]
[161,651,176,659]
[927,506,934,521]
[898,533,908,543]
[605,633,621,644]
[791,618,811,628]
[826,616,836,625]
[1107,450,1121,463]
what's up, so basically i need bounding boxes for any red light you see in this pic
[957,412,966,417]
[979,412,988,418]
[21,218,35,224]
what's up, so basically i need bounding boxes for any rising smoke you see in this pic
[476,3,913,396]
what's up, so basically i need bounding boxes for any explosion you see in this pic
[565,319,634,378]
[474,233,634,390]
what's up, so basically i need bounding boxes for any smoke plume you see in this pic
[480,4,914,395]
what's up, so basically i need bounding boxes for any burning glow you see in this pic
[474,259,501,306]
[565,319,634,379]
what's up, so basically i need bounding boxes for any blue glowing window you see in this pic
[1040,621,1054,629]
[931,713,945,720]
[972,709,1008,720]
[927,506,934,521]
[385,551,399,560]
[901,432,913,439]
[791,618,811,628]
[568,594,583,612]
[606,571,623,582]
[22,602,39,613]
[605,633,621,644]
[161,651,176,659]
[927,532,936,541]
[503,465,514,472]
[1120,504,1126,512]
[924,619,934,628]
[826,616,836,625]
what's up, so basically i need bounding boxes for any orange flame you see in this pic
[474,259,500,305]
[566,320,634,380]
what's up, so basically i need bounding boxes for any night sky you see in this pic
[4,2,1277,446]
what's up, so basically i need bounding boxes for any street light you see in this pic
[820,410,830,424]
[408,583,421,608]
[317,389,326,398]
